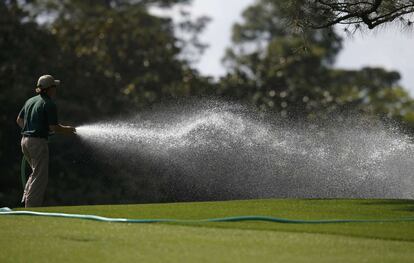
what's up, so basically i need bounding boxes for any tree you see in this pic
[284,0,414,31]
[220,0,341,116]
[28,0,211,119]
[219,0,414,125]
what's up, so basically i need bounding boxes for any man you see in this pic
[16,75,76,207]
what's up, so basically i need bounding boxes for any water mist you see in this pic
[76,100,414,200]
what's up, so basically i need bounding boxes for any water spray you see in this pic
[75,100,414,200]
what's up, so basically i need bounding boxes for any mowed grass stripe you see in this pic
[1,199,413,262]
[14,199,414,241]
[22,199,414,220]
[1,216,413,263]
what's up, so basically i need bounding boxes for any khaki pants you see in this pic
[21,137,49,207]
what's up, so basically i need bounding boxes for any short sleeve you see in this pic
[45,101,58,125]
[18,106,25,119]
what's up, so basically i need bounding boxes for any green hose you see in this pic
[1,207,414,224]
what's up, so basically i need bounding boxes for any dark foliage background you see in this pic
[1,0,414,207]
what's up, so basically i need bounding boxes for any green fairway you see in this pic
[1,199,413,262]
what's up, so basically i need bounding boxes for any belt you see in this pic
[22,135,47,139]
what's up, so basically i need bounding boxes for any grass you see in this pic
[1,199,414,262]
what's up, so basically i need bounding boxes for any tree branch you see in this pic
[371,9,414,28]
[307,0,414,30]
[371,4,414,23]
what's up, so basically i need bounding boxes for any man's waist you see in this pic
[22,134,48,139]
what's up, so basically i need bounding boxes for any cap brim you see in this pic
[54,80,60,86]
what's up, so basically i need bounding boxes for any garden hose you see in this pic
[1,207,414,224]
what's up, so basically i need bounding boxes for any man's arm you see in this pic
[17,106,25,129]
[49,124,76,135]
[46,101,76,135]
[16,117,24,129]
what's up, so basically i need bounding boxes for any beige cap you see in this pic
[37,75,60,89]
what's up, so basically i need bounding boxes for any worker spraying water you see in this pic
[16,75,76,208]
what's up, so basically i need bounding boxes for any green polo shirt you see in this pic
[18,94,58,139]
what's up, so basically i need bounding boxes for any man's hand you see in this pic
[65,126,77,135]
[69,126,77,134]
[49,125,77,135]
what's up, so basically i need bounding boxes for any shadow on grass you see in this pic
[58,235,99,243]
[360,199,414,212]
